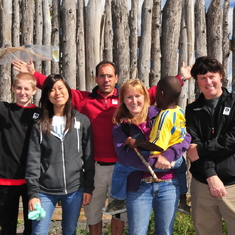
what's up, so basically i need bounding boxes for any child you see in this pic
[103,77,190,215]
[0,73,40,235]
[25,74,95,235]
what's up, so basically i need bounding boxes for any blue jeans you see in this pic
[175,157,187,195]
[126,178,180,235]
[111,156,183,200]
[31,189,84,235]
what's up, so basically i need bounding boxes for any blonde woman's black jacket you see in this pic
[186,88,235,186]
[26,110,94,200]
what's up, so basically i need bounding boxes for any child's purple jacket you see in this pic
[112,106,191,191]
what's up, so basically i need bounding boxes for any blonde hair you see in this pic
[13,73,36,89]
[113,79,150,124]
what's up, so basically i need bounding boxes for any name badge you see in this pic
[74,121,80,129]
[112,99,118,105]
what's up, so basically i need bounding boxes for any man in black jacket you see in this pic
[186,56,235,235]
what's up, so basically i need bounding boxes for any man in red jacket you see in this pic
[13,60,191,235]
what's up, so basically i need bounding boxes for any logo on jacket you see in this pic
[32,113,40,119]
[74,121,80,129]
[223,107,231,116]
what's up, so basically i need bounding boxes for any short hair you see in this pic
[95,61,118,76]
[157,76,182,104]
[191,56,225,80]
[113,79,150,124]
[13,73,36,88]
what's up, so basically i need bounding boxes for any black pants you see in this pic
[0,184,32,235]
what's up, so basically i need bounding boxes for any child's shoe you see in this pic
[102,199,126,215]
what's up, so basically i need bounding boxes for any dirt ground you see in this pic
[16,220,88,235]
[16,219,115,235]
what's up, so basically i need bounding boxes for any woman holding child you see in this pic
[111,78,191,235]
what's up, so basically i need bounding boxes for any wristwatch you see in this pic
[180,74,187,82]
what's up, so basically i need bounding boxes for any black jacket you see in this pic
[186,88,235,185]
[26,110,94,199]
[0,102,40,180]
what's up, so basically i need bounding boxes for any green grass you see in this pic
[75,211,228,235]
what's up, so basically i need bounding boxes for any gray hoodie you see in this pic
[26,110,94,200]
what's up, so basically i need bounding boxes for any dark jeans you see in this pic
[0,184,32,235]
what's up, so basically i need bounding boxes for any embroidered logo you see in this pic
[32,113,40,119]
[223,107,231,116]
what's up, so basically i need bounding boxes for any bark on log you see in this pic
[61,0,77,89]
[21,0,34,45]
[222,0,230,89]
[232,6,235,91]
[150,0,161,87]
[138,0,153,87]
[34,0,43,105]
[103,0,113,61]
[85,0,104,91]
[12,0,20,79]
[51,0,60,74]
[0,0,12,102]
[77,0,86,90]
[194,0,207,98]
[161,0,182,77]
[206,0,222,62]
[42,0,52,76]
[186,0,195,104]
[112,0,130,85]
[129,0,138,79]
[178,0,188,110]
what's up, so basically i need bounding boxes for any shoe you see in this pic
[102,199,126,215]
[177,201,191,215]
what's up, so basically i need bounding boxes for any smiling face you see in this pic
[123,87,145,118]
[95,64,118,97]
[196,71,223,99]
[48,79,69,112]
[12,79,36,107]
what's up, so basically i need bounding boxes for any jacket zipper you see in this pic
[61,140,67,194]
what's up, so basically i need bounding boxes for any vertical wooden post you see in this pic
[150,0,161,87]
[178,0,188,110]
[222,0,230,89]
[206,0,222,62]
[34,0,43,105]
[186,0,195,104]
[103,0,113,62]
[0,0,12,102]
[138,0,153,87]
[51,0,60,74]
[129,0,138,79]
[77,0,86,91]
[61,0,77,88]
[112,0,130,85]
[161,0,181,77]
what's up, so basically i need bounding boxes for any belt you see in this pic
[96,161,116,166]
[141,176,172,183]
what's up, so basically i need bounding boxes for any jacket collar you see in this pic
[89,85,120,98]
[195,87,229,108]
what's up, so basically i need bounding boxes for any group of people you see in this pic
[0,55,234,235]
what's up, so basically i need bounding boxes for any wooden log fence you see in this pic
[0,0,234,109]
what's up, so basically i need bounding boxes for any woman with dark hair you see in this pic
[25,74,95,235]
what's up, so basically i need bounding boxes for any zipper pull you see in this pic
[211,127,215,134]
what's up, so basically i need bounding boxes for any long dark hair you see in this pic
[39,74,75,135]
